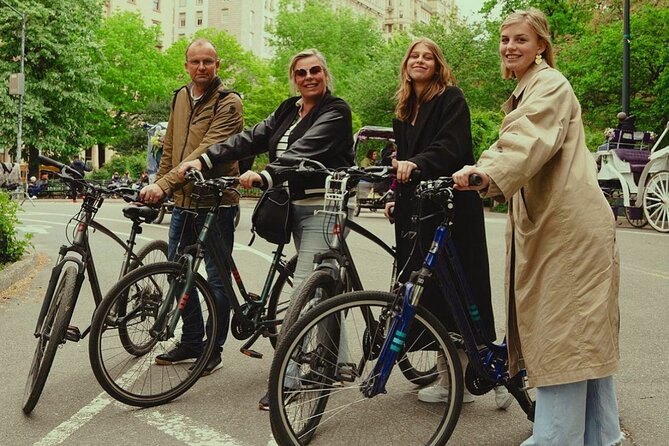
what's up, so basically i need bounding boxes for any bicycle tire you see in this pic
[266,255,297,349]
[88,261,218,407]
[23,266,78,414]
[118,240,170,356]
[154,205,166,224]
[280,270,336,339]
[397,351,438,387]
[269,291,463,446]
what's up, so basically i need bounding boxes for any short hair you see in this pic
[366,149,376,158]
[185,38,219,60]
[500,8,555,80]
[287,49,333,94]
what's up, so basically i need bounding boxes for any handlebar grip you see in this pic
[469,173,483,187]
[251,181,266,190]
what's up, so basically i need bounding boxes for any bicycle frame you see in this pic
[152,177,293,357]
[33,192,152,342]
[361,179,533,417]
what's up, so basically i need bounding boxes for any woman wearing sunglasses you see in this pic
[178,48,354,410]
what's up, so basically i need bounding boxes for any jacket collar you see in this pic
[188,76,222,107]
[503,61,549,113]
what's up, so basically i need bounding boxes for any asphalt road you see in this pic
[0,199,666,445]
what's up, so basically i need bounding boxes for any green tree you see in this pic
[93,11,169,154]
[269,0,384,97]
[0,0,106,161]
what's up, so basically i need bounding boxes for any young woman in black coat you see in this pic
[385,38,510,407]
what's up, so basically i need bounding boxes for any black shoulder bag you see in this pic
[250,186,292,245]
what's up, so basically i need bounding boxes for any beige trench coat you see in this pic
[478,62,620,387]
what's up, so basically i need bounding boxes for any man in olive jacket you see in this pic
[140,38,243,374]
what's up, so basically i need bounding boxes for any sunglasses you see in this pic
[294,65,323,78]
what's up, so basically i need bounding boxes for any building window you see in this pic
[153,0,160,11]
[196,11,203,26]
[222,7,229,17]
[386,24,392,33]
[127,0,136,4]
[179,12,186,27]
[196,0,203,5]
[179,0,186,6]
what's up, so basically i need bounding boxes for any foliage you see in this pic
[86,153,147,181]
[0,191,32,265]
[92,11,170,149]
[0,0,106,160]
[470,109,504,160]
[269,0,385,97]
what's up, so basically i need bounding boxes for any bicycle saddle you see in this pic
[123,205,159,224]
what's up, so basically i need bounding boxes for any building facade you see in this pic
[104,0,456,58]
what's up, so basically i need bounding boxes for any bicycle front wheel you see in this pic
[88,261,218,407]
[23,266,78,414]
[280,270,336,336]
[268,291,463,446]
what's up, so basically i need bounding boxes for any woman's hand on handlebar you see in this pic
[384,201,395,224]
[177,159,203,179]
[392,159,418,183]
[239,170,263,189]
[452,165,490,191]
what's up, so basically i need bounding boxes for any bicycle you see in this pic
[267,176,535,445]
[282,162,435,388]
[23,155,168,415]
[87,170,297,407]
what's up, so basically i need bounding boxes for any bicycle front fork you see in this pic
[361,281,422,397]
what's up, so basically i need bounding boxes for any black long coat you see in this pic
[392,87,495,342]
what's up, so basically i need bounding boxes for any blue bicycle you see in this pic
[268,176,535,445]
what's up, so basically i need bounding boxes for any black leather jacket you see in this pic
[200,91,354,200]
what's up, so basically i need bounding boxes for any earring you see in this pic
[535,53,543,65]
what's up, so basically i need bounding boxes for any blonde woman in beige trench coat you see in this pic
[453,8,623,446]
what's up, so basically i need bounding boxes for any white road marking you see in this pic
[17,218,154,242]
[134,410,239,446]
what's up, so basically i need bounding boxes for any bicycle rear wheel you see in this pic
[266,255,297,349]
[23,266,78,414]
[268,291,463,446]
[119,240,170,356]
[88,261,218,407]
[281,270,336,336]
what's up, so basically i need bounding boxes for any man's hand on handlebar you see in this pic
[452,165,490,191]
[177,159,203,179]
[139,184,165,204]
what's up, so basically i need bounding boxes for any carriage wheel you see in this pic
[624,205,648,228]
[643,171,669,233]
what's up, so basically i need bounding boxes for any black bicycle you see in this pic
[268,176,535,445]
[22,155,168,415]
[87,170,296,407]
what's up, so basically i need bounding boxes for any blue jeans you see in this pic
[168,206,237,353]
[290,204,344,291]
[521,375,623,446]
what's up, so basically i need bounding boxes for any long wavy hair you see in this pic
[394,38,456,122]
[500,8,555,80]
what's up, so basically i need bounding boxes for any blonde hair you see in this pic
[287,49,333,94]
[394,38,456,122]
[500,8,555,80]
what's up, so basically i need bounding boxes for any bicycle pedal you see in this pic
[336,363,359,382]
[240,347,263,359]
[65,325,81,342]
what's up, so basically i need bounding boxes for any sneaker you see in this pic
[417,384,475,404]
[494,385,514,410]
[259,392,270,411]
[155,343,201,365]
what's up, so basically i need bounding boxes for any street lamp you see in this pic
[2,0,26,165]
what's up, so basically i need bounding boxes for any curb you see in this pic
[0,250,37,291]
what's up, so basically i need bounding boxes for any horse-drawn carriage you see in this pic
[595,119,669,232]
[353,126,395,217]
